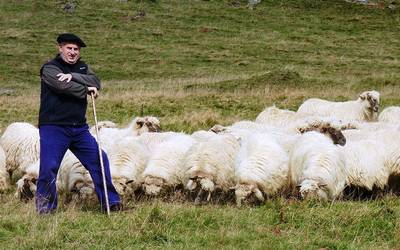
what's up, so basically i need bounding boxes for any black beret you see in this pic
[56,33,86,47]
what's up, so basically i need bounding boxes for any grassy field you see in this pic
[0,0,400,249]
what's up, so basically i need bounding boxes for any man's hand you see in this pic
[57,73,72,82]
[87,87,99,98]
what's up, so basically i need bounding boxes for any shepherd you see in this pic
[36,33,121,214]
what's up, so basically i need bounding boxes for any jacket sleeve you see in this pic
[71,66,101,90]
[41,64,88,99]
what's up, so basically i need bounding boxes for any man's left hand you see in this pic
[57,73,72,82]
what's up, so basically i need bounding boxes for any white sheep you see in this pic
[378,106,400,124]
[142,134,195,196]
[185,132,240,203]
[297,90,380,122]
[0,145,10,193]
[107,136,150,200]
[234,132,289,206]
[56,151,96,205]
[0,122,40,179]
[255,105,297,127]
[97,116,161,152]
[288,131,347,201]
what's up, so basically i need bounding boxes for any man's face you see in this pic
[58,43,80,64]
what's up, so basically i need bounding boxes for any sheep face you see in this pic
[188,176,215,204]
[359,91,380,120]
[299,180,328,201]
[235,183,264,207]
[321,127,346,146]
[299,123,346,146]
[0,177,9,192]
[113,178,136,198]
[70,180,96,204]
[135,116,161,134]
[16,175,37,202]
[209,124,226,133]
[143,176,164,196]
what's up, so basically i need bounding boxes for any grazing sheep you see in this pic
[0,146,10,193]
[378,106,400,123]
[297,90,380,122]
[142,134,195,196]
[234,132,289,206]
[289,131,347,201]
[0,122,40,179]
[185,133,240,203]
[57,151,96,205]
[107,136,150,200]
[15,161,39,201]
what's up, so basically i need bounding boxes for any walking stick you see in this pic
[90,92,110,216]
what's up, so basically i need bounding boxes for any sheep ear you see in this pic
[136,119,145,128]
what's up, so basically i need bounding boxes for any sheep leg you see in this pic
[206,191,212,202]
[194,189,203,205]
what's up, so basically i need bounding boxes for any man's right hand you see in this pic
[87,87,99,98]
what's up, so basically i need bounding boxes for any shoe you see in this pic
[102,203,123,213]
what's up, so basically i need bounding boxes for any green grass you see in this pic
[1,0,400,249]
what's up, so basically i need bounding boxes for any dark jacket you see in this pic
[38,54,101,126]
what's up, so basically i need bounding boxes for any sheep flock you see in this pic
[1,89,400,208]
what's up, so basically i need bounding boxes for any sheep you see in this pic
[89,120,117,134]
[106,136,150,200]
[0,145,10,193]
[185,133,240,203]
[0,122,40,179]
[297,90,380,122]
[255,105,297,127]
[56,151,97,205]
[190,130,217,142]
[15,161,39,202]
[141,134,196,196]
[234,132,289,206]
[342,139,389,191]
[288,131,347,201]
[341,129,400,194]
[378,106,400,124]
[97,116,161,152]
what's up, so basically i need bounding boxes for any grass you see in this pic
[0,0,400,249]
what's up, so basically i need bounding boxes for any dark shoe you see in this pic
[102,203,123,213]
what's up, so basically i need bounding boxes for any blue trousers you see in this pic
[36,124,120,214]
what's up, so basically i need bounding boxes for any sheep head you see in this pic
[359,90,380,121]
[113,178,136,197]
[235,183,264,207]
[70,180,96,204]
[209,124,227,133]
[298,121,346,146]
[298,180,328,201]
[15,174,37,202]
[0,176,9,193]
[143,176,165,196]
[134,116,161,134]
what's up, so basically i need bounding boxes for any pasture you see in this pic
[0,0,399,249]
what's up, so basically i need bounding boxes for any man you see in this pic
[36,33,121,214]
